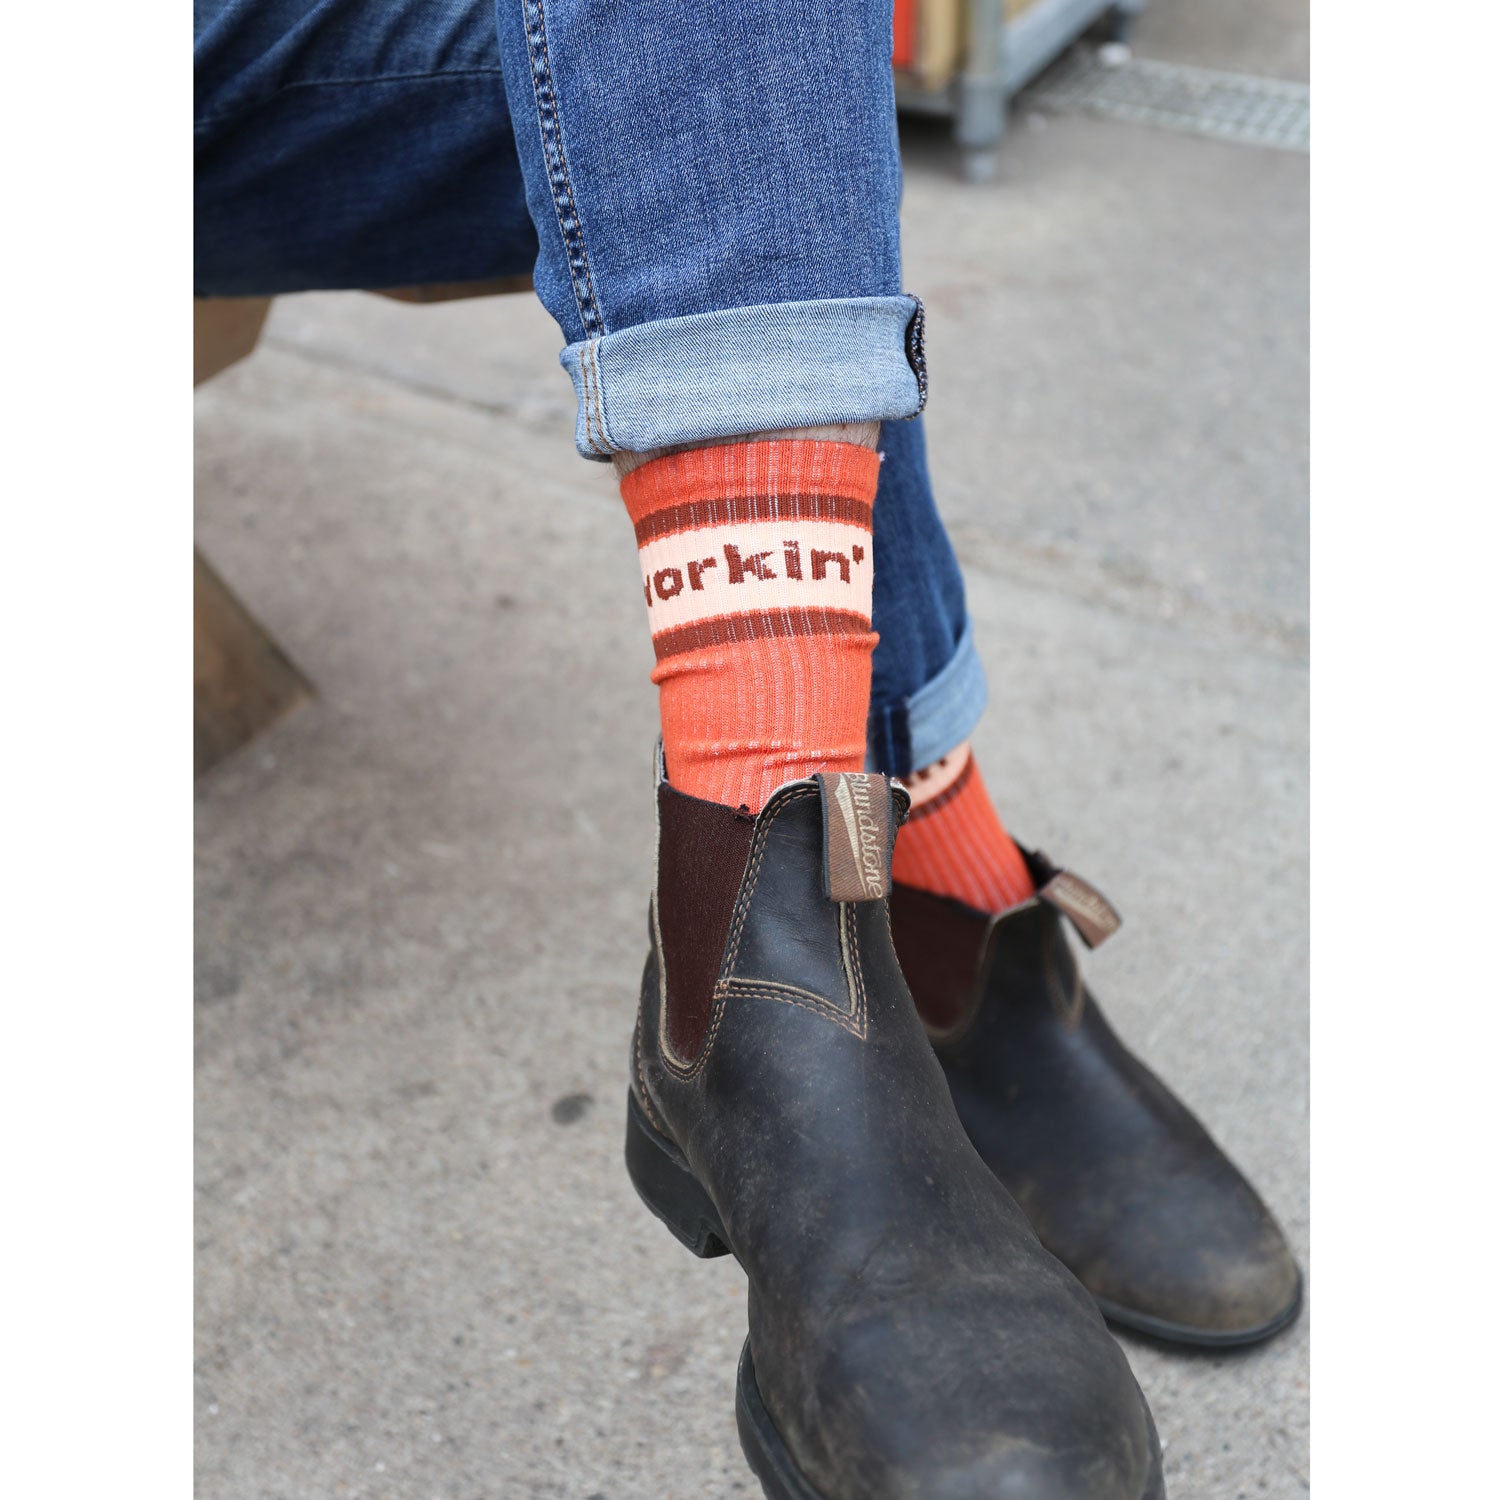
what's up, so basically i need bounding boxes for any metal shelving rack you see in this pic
[895,0,1147,178]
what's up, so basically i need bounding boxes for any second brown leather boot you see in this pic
[891,849,1302,1348]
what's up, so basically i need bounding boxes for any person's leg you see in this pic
[869,420,1302,1347]
[489,0,926,815]
[489,6,1163,1497]
[867,415,1035,910]
[195,0,902,815]
[195,0,537,293]
[865,416,975,776]
[489,3,923,457]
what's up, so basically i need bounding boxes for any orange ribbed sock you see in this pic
[893,741,1036,913]
[621,440,880,812]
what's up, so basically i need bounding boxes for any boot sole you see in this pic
[623,1089,731,1258]
[626,1091,1167,1500]
[735,1340,826,1500]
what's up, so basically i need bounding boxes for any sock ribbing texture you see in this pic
[621,440,880,812]
[893,742,1037,913]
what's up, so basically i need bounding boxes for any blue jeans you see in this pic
[195,0,985,775]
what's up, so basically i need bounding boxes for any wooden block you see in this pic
[194,551,314,777]
[194,297,273,386]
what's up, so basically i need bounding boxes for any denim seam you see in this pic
[193,69,507,129]
[576,337,600,453]
[582,337,612,453]
[590,339,617,451]
[521,0,605,341]
[582,338,614,454]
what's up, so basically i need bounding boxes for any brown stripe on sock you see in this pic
[652,607,873,663]
[631,493,875,547]
[905,754,976,821]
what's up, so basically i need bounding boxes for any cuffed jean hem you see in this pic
[866,619,988,778]
[559,294,927,460]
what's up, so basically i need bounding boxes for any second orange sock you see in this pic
[893,742,1036,913]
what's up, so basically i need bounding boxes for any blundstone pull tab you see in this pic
[815,772,893,902]
[1038,870,1122,949]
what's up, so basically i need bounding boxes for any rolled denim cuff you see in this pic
[559,294,927,460]
[866,619,988,778]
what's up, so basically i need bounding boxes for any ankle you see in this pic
[611,421,880,479]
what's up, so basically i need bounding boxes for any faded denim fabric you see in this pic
[194,0,978,773]
[868,415,986,775]
[194,0,538,295]
[560,298,924,458]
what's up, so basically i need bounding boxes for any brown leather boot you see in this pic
[626,766,1165,1499]
[891,849,1302,1348]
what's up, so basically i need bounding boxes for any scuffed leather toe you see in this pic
[766,1263,1159,1500]
[1079,1158,1302,1341]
